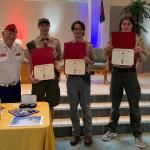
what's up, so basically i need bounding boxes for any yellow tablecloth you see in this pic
[0,102,55,150]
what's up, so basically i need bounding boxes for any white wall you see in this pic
[100,0,110,48]
[110,0,131,6]
[0,0,89,48]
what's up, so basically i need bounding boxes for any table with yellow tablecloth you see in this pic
[0,102,55,150]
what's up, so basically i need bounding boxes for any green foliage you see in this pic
[121,0,150,35]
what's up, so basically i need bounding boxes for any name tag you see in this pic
[0,53,8,61]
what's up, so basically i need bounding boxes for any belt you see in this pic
[68,72,90,77]
[113,67,136,72]
[0,81,18,87]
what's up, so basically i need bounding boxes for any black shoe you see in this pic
[70,136,80,146]
[84,136,93,146]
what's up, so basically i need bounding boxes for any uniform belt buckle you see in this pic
[0,82,17,87]
[9,82,17,87]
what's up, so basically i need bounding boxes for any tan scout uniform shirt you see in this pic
[26,35,62,71]
[0,40,24,84]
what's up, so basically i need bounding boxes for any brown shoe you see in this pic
[70,136,80,146]
[84,136,93,146]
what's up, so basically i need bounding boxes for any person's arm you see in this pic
[135,37,149,62]
[134,36,149,71]
[103,40,113,59]
[24,48,40,84]
[22,48,29,63]
[55,39,62,60]
[54,39,62,72]
[84,42,96,65]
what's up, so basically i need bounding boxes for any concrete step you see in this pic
[60,94,150,103]
[53,115,150,137]
[54,101,150,118]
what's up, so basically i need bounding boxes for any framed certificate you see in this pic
[31,47,54,66]
[65,59,85,75]
[31,47,54,80]
[34,64,54,80]
[64,42,86,75]
[64,42,86,59]
[112,48,134,66]
[112,32,136,49]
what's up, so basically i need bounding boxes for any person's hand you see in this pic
[29,71,41,84]
[105,44,113,53]
[134,47,143,55]
[84,56,92,64]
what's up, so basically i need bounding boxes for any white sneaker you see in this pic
[135,137,146,149]
[101,131,117,141]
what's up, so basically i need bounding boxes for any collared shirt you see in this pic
[0,40,24,84]
[26,35,62,70]
[34,35,62,60]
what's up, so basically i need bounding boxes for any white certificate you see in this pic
[34,64,54,80]
[65,59,85,75]
[112,48,134,66]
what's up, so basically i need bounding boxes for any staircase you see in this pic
[53,74,150,137]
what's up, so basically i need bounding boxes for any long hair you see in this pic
[119,14,135,31]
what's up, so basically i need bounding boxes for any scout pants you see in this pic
[67,74,92,136]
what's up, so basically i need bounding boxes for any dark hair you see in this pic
[38,18,50,26]
[119,14,135,31]
[71,20,85,36]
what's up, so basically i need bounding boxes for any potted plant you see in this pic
[121,0,150,35]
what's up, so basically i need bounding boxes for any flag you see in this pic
[100,0,105,23]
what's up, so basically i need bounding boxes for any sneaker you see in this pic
[101,131,117,141]
[135,136,146,149]
[84,135,93,146]
[70,136,80,146]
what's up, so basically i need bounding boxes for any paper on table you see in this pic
[0,106,5,116]
[8,108,40,117]
[10,116,43,126]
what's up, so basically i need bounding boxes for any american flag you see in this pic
[100,0,105,23]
